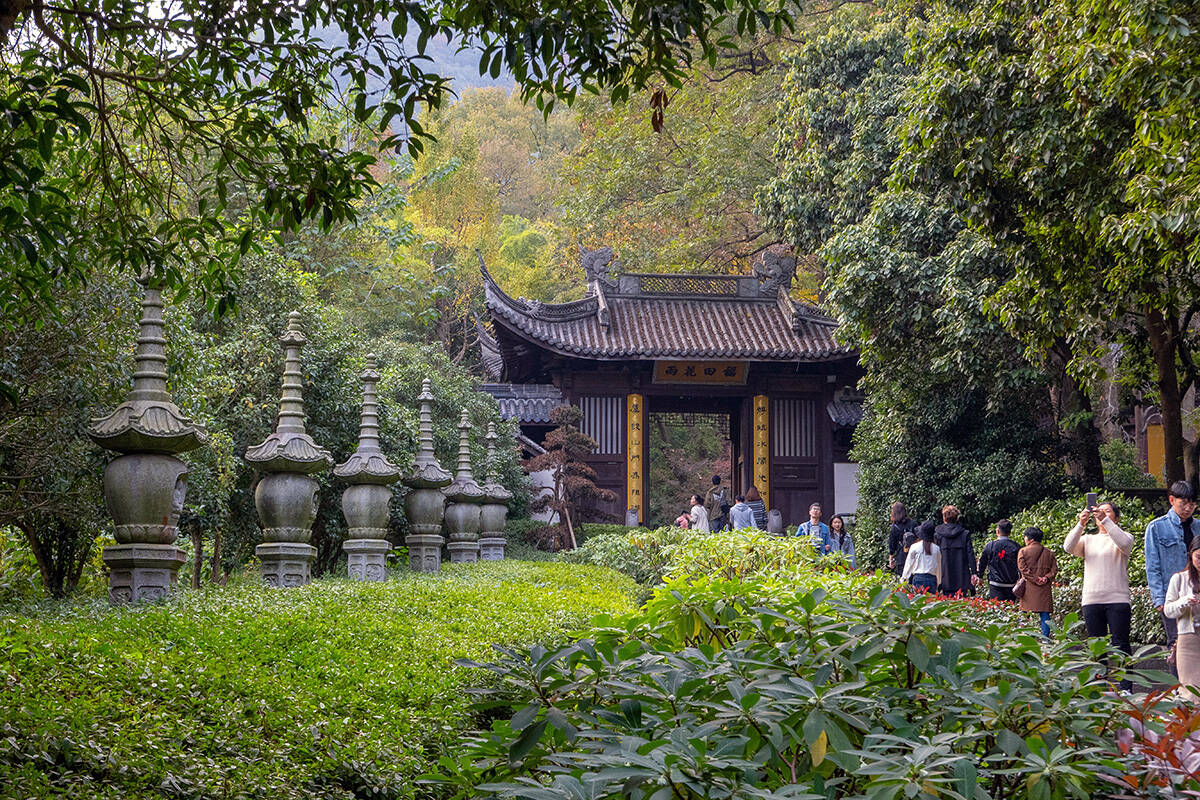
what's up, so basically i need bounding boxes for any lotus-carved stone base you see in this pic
[447,540,479,563]
[104,543,186,604]
[257,541,316,587]
[405,533,443,572]
[344,538,389,582]
[479,537,506,561]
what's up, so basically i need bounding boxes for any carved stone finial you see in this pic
[88,283,208,454]
[482,421,512,503]
[403,378,452,489]
[334,353,401,484]
[244,312,333,473]
[445,410,484,501]
[754,249,797,296]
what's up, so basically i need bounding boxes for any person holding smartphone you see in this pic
[1163,538,1200,697]
[1063,497,1134,689]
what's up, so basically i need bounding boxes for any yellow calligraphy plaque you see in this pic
[626,393,644,523]
[753,395,769,510]
[653,361,746,384]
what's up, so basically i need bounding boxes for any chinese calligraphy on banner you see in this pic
[753,395,769,510]
[626,393,644,523]
[653,361,746,384]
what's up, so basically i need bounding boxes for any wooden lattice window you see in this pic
[771,398,817,458]
[579,396,624,455]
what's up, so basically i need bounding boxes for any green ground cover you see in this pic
[0,561,638,800]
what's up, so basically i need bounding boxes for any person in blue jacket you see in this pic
[798,502,832,554]
[1146,480,1198,651]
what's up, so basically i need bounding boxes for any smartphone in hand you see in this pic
[1086,492,1098,511]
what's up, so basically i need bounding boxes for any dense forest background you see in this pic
[4,0,1198,595]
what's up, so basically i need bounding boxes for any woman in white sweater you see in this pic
[1063,501,1134,689]
[1164,538,1200,695]
[902,522,941,594]
[688,494,711,533]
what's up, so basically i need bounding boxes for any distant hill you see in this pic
[317,24,513,100]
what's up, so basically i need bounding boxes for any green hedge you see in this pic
[560,526,857,586]
[0,561,638,799]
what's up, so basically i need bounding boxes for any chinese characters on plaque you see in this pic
[626,394,644,523]
[653,361,746,384]
[753,395,769,509]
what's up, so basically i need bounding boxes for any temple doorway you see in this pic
[645,399,739,527]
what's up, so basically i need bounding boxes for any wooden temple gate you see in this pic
[479,250,863,525]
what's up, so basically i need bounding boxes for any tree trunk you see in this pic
[210,527,224,585]
[190,527,203,589]
[16,518,56,596]
[1147,305,1186,484]
[1185,436,1200,490]
[1048,344,1104,488]
[563,506,578,550]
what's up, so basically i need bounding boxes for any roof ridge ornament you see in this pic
[753,248,797,297]
[581,245,620,291]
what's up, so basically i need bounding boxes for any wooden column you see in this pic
[753,394,769,509]
[626,393,645,523]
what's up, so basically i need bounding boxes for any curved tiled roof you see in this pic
[483,265,853,363]
[477,383,564,423]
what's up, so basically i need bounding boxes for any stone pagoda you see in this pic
[401,379,452,572]
[478,422,512,560]
[334,354,400,581]
[443,410,485,563]
[244,312,333,587]
[88,281,208,603]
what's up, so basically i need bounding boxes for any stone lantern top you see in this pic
[481,422,512,504]
[402,378,452,489]
[335,354,401,484]
[244,311,333,474]
[88,282,208,455]
[444,410,485,503]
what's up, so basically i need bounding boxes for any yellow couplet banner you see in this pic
[753,395,769,510]
[626,393,644,523]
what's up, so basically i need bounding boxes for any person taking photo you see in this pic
[1064,499,1133,688]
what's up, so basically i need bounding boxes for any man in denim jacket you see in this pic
[1146,480,1198,649]
[798,503,832,554]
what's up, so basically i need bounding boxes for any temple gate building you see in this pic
[479,248,863,526]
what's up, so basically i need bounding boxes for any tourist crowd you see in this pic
[678,476,1200,690]
[677,476,858,566]
[888,481,1199,692]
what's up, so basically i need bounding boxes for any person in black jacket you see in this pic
[887,502,918,576]
[936,505,976,596]
[975,519,1020,601]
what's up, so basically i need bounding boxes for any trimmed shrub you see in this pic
[0,561,638,799]
[575,523,633,543]
[561,526,858,585]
